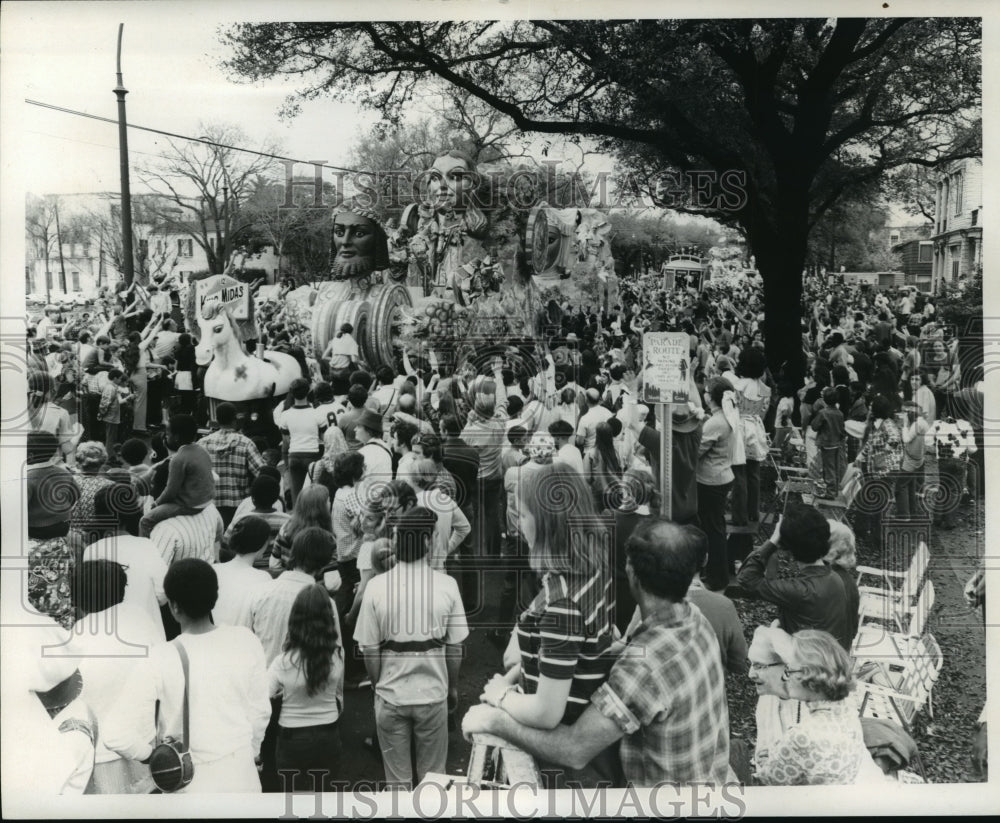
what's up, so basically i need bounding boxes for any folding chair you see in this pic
[855,632,943,729]
[805,469,860,525]
[852,580,935,664]
[856,542,930,633]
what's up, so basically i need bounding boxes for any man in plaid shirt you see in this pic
[198,402,265,529]
[463,519,732,787]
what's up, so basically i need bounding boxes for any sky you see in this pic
[8,6,381,197]
[5,3,620,203]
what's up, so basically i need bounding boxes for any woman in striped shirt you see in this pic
[480,462,621,787]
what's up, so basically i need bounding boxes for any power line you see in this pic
[25,98,368,176]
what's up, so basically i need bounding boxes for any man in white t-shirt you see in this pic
[85,486,169,640]
[355,507,468,788]
[324,324,359,371]
[279,378,327,505]
[213,516,274,629]
[549,419,585,475]
[103,558,271,794]
[576,387,614,452]
[356,409,393,498]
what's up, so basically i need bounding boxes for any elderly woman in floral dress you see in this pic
[26,432,83,630]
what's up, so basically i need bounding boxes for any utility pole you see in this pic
[114,23,135,288]
[54,201,68,294]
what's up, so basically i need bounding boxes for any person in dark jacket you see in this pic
[736,503,853,651]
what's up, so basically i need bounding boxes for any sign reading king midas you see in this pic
[196,274,250,319]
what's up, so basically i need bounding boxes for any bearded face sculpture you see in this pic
[331,207,390,281]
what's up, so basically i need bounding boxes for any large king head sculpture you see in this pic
[331,199,390,281]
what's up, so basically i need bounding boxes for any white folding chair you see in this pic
[856,632,943,729]
[856,542,930,632]
[852,580,935,664]
[803,469,859,524]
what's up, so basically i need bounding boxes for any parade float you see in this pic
[187,149,623,423]
[184,271,304,437]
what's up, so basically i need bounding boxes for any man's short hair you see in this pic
[625,519,705,602]
[119,438,149,467]
[168,414,199,445]
[349,370,374,391]
[507,425,529,448]
[164,558,218,620]
[289,526,335,575]
[376,365,395,385]
[216,402,238,427]
[289,378,310,400]
[548,419,574,439]
[72,559,127,615]
[348,384,369,409]
[94,484,144,537]
[228,515,272,556]
[391,420,419,450]
[250,475,281,509]
[394,506,437,563]
[780,503,832,563]
[314,382,334,403]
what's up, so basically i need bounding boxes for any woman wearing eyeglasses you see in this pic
[755,630,886,785]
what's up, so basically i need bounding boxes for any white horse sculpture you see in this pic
[195,302,303,402]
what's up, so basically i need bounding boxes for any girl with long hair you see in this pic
[697,377,738,591]
[584,420,623,511]
[270,485,333,573]
[480,462,619,787]
[268,584,344,792]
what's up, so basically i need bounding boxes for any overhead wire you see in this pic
[24,98,368,176]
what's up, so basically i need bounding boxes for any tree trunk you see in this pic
[753,227,808,387]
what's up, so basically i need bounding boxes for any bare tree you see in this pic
[137,123,282,274]
[25,193,61,301]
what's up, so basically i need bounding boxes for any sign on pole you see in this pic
[196,274,250,320]
[642,332,691,404]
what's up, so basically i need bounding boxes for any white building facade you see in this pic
[931,158,983,293]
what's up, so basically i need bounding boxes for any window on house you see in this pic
[918,243,932,263]
[954,173,963,216]
[26,267,34,294]
[71,271,81,292]
[889,232,900,245]
[971,209,978,226]
[46,270,53,290]
[155,240,164,256]
[209,237,216,252]
[178,238,193,257]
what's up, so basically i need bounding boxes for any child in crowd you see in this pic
[810,387,846,498]
[98,369,130,459]
[138,414,216,537]
[224,476,291,566]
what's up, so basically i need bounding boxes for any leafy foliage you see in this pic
[220,20,981,377]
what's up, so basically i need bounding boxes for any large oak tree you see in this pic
[220,18,980,379]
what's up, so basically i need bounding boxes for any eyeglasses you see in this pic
[782,667,806,681]
[747,661,783,673]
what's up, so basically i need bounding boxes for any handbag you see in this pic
[149,641,194,793]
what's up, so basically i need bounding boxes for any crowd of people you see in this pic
[17,262,986,794]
